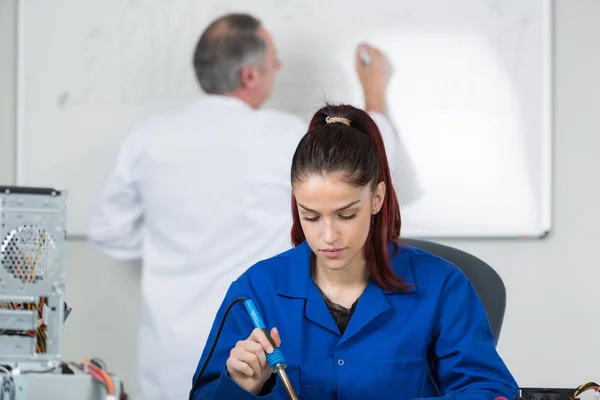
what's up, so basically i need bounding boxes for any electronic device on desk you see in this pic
[0,186,130,400]
[519,383,600,400]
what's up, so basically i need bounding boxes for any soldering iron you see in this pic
[189,297,298,400]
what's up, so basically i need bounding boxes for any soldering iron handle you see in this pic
[242,299,297,400]
[243,300,277,349]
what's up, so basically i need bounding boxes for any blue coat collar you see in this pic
[275,241,416,341]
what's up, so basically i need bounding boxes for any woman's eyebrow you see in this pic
[297,200,361,213]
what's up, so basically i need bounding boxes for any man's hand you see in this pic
[356,43,392,113]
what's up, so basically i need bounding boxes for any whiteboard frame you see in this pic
[14,0,555,241]
[540,0,554,240]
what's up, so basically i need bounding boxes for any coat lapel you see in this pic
[338,281,391,346]
[305,280,341,335]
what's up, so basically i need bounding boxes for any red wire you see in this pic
[83,360,115,395]
[86,366,108,390]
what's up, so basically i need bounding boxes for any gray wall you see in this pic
[1,1,599,397]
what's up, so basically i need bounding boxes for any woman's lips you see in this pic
[320,248,344,258]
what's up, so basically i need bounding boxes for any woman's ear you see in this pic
[371,181,386,215]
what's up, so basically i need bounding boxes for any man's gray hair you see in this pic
[193,14,266,94]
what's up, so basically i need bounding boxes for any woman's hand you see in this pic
[226,327,281,394]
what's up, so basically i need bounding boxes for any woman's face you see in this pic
[293,172,385,274]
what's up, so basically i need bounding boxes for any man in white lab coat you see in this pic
[88,13,419,400]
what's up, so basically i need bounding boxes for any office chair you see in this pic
[402,238,506,345]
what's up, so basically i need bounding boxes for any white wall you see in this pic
[1,1,599,397]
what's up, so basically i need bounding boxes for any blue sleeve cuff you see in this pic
[212,368,273,400]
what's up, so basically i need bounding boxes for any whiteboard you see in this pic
[16,0,553,238]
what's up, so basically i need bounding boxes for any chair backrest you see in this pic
[402,238,506,345]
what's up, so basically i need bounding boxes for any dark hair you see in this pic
[192,13,266,94]
[290,104,411,292]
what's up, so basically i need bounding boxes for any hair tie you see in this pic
[325,116,351,126]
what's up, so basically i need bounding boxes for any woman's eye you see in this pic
[339,214,357,220]
[303,216,320,222]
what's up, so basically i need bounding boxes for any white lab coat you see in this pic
[88,94,418,400]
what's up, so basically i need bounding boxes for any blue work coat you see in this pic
[191,241,519,399]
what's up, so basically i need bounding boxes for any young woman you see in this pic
[190,104,518,400]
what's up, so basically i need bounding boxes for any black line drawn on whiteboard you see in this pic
[120,2,156,104]
[57,92,70,110]
[83,28,111,104]
[164,0,196,97]
[490,0,503,16]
